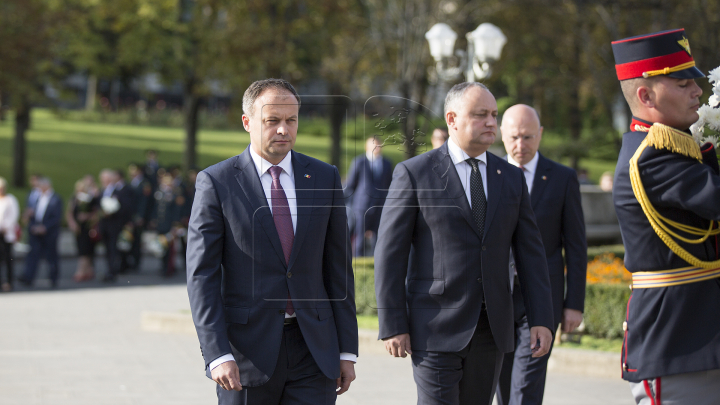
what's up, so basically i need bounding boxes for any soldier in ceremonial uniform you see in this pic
[612,29,720,404]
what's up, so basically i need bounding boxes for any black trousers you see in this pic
[0,240,13,286]
[217,322,337,405]
[411,308,504,405]
[22,233,59,285]
[496,279,557,405]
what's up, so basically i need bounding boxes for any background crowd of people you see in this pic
[0,150,198,291]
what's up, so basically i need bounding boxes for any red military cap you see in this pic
[612,28,705,81]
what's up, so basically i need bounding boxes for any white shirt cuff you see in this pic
[340,352,357,363]
[209,353,235,371]
[211,352,356,370]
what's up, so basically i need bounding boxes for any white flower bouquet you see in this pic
[690,66,720,147]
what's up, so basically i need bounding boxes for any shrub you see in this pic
[586,252,632,285]
[353,255,633,340]
[583,283,631,339]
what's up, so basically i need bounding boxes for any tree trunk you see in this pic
[85,75,97,111]
[328,82,346,172]
[0,91,5,121]
[13,100,30,188]
[183,79,201,171]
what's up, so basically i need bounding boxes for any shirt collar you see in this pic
[249,146,294,178]
[447,137,487,166]
[507,152,539,175]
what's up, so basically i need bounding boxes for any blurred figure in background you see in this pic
[599,171,614,192]
[150,172,182,277]
[431,128,449,149]
[144,149,160,191]
[0,177,20,292]
[66,177,100,282]
[344,136,393,256]
[128,163,153,271]
[98,169,133,282]
[21,173,42,225]
[18,177,63,288]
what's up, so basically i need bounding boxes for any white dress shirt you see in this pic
[250,147,298,233]
[0,194,20,243]
[507,152,539,195]
[210,148,356,371]
[34,190,53,223]
[447,137,488,203]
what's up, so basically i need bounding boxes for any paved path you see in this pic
[0,257,633,404]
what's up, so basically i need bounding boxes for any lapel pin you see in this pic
[542,176,547,180]
[304,174,311,178]
[497,170,501,174]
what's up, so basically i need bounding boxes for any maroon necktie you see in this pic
[268,166,295,315]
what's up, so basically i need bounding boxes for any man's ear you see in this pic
[446,111,456,129]
[241,114,251,132]
[636,85,655,109]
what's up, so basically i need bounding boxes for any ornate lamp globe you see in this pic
[467,23,507,63]
[425,23,458,62]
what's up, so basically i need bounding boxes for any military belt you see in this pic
[632,265,720,288]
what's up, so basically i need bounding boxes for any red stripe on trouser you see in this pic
[656,377,661,404]
[643,380,656,405]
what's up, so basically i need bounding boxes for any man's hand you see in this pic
[561,308,583,333]
[336,360,356,395]
[529,326,553,358]
[210,361,242,391]
[383,333,412,358]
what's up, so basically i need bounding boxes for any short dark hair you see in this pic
[242,78,301,117]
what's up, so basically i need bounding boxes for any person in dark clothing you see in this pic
[127,163,153,270]
[67,177,100,282]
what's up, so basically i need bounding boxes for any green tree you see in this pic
[0,0,63,187]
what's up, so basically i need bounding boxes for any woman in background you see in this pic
[66,176,100,282]
[0,177,20,292]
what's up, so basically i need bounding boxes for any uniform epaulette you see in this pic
[644,123,702,162]
[629,126,720,269]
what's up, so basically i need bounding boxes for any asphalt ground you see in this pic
[0,256,633,404]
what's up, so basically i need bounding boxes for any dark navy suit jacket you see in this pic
[344,154,393,232]
[374,143,554,354]
[506,153,586,326]
[186,147,358,387]
[28,192,63,240]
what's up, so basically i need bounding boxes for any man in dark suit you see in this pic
[495,104,587,405]
[374,82,555,405]
[98,169,134,282]
[344,136,393,257]
[127,163,153,270]
[18,177,63,288]
[187,78,358,405]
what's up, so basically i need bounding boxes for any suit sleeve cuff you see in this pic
[208,353,235,371]
[340,353,357,363]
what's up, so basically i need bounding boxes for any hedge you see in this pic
[352,258,631,339]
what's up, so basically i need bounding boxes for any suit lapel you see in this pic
[531,153,551,209]
[234,148,287,267]
[484,154,504,240]
[431,144,483,240]
[288,152,314,270]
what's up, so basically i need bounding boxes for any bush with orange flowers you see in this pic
[586,253,632,285]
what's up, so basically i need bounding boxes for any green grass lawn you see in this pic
[0,109,618,203]
[0,109,407,202]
